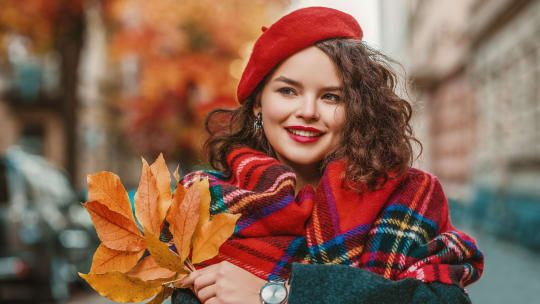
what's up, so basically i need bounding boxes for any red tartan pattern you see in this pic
[166,147,483,288]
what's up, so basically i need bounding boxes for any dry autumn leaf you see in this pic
[172,178,187,211]
[87,171,135,222]
[198,178,211,227]
[79,271,171,302]
[150,153,173,224]
[83,201,145,252]
[173,165,180,184]
[134,158,161,235]
[144,229,186,274]
[192,213,241,264]
[81,153,242,304]
[89,243,145,274]
[127,255,176,281]
[166,180,200,263]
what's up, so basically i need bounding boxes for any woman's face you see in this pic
[254,45,346,170]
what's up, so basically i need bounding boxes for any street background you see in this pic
[1,0,539,303]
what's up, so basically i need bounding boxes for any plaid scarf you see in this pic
[172,147,483,288]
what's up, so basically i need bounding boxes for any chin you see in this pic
[280,151,326,167]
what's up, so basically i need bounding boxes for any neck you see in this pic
[295,172,320,194]
[277,156,321,195]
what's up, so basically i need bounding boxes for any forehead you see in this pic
[269,46,342,86]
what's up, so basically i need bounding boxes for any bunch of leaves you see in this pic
[79,154,241,303]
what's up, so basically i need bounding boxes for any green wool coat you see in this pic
[171,263,471,304]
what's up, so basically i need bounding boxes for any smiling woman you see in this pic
[169,6,484,304]
[254,46,345,189]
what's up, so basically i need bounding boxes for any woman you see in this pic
[171,6,483,304]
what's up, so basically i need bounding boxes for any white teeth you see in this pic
[287,129,321,137]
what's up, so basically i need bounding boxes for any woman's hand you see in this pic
[180,261,267,304]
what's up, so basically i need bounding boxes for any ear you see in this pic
[252,92,262,116]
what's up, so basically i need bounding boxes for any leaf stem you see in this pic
[161,278,184,286]
[184,258,196,272]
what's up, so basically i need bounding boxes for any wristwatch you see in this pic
[259,279,288,304]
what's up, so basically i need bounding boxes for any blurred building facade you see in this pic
[0,48,68,172]
[75,2,142,189]
[404,0,540,248]
[0,4,85,186]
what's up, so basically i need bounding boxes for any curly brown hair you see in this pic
[204,38,421,193]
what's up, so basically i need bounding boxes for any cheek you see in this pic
[329,106,346,131]
[262,102,290,124]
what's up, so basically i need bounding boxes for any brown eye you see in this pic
[278,87,296,96]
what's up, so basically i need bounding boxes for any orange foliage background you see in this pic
[102,0,289,161]
[0,0,288,164]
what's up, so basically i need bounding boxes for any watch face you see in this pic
[261,282,287,304]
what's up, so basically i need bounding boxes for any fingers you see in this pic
[180,271,197,287]
[197,284,217,303]
[196,262,224,276]
[193,271,217,294]
[205,298,219,304]
[180,267,219,303]
[181,262,228,287]
[179,262,236,304]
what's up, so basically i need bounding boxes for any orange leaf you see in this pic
[171,166,185,206]
[166,180,200,263]
[127,255,176,281]
[192,213,241,264]
[146,286,175,304]
[144,229,186,274]
[87,172,135,222]
[79,271,169,302]
[89,243,144,274]
[83,201,145,252]
[173,165,180,184]
[135,158,161,235]
[172,181,186,210]
[198,178,211,227]
[150,153,173,224]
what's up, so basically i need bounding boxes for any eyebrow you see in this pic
[273,76,342,92]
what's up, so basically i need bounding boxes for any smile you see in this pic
[285,126,324,143]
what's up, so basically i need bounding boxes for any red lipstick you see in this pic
[286,126,323,133]
[285,126,324,143]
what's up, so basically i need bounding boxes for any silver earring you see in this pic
[254,113,263,129]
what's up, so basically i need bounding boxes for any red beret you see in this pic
[237,6,363,103]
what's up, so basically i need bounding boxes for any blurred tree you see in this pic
[102,0,289,165]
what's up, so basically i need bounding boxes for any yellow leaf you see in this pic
[166,181,200,262]
[150,153,173,224]
[171,181,186,214]
[87,172,135,222]
[146,286,175,304]
[173,165,180,184]
[127,255,176,281]
[144,229,186,274]
[135,158,161,235]
[78,272,169,302]
[198,178,211,227]
[192,213,241,264]
[83,201,145,252]
[89,243,144,274]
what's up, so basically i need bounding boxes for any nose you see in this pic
[295,95,320,121]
